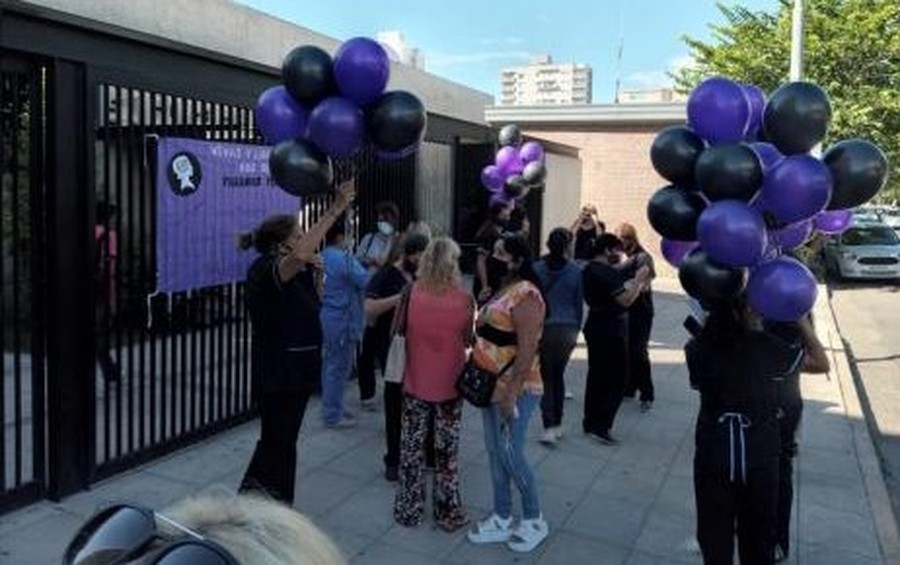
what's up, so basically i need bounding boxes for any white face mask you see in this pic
[377,221,395,236]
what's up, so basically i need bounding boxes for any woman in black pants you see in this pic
[618,223,656,411]
[581,234,651,445]
[686,296,828,564]
[237,181,355,505]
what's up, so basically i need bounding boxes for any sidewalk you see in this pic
[0,280,895,564]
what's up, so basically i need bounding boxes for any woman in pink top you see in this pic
[394,237,474,532]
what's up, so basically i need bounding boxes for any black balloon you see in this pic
[647,185,707,241]
[269,139,334,197]
[503,175,528,199]
[282,45,337,107]
[763,82,831,155]
[498,124,522,147]
[651,126,706,185]
[522,161,547,185]
[695,144,763,201]
[679,249,748,306]
[824,139,889,210]
[366,91,427,153]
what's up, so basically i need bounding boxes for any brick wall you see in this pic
[526,126,678,278]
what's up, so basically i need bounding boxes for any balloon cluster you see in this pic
[648,77,889,322]
[480,124,547,206]
[256,39,428,197]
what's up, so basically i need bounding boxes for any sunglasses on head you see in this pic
[63,504,240,565]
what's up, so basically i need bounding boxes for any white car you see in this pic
[824,223,900,280]
[881,209,900,231]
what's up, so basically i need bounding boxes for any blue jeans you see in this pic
[481,392,541,519]
[320,331,358,426]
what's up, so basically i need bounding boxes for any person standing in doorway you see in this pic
[474,199,513,304]
[363,233,431,481]
[238,181,355,505]
[581,234,651,445]
[618,223,657,412]
[319,220,370,429]
[532,228,583,445]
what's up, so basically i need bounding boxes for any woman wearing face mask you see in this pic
[686,294,828,564]
[474,199,513,304]
[581,234,651,445]
[356,201,401,411]
[237,181,355,505]
[467,234,549,553]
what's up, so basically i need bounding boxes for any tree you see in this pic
[675,0,900,204]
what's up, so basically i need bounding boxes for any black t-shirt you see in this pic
[245,254,322,393]
[624,246,655,313]
[366,264,410,355]
[582,261,627,333]
[764,320,804,409]
[574,226,599,261]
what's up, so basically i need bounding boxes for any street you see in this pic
[830,281,900,524]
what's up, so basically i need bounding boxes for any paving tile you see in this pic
[536,531,630,564]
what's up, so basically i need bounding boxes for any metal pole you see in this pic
[789,0,804,81]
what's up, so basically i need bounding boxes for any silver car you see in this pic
[824,223,900,280]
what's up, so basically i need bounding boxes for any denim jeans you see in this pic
[320,333,359,426]
[481,392,541,519]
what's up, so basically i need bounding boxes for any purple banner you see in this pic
[156,137,299,293]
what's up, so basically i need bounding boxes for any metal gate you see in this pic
[0,53,47,512]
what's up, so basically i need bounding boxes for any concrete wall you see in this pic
[22,0,492,124]
[416,141,454,237]
[524,127,675,276]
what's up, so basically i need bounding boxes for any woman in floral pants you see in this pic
[393,238,473,531]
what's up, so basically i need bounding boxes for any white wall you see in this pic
[23,0,492,124]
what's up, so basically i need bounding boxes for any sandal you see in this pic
[507,515,549,553]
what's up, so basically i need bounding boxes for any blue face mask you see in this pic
[377,221,395,236]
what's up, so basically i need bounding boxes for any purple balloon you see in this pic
[661,239,699,268]
[481,165,504,191]
[375,144,419,160]
[306,97,365,158]
[747,256,818,322]
[771,219,813,250]
[741,84,766,137]
[519,141,545,165]
[697,200,768,267]
[761,155,833,224]
[489,192,512,209]
[687,77,751,144]
[815,209,853,235]
[333,37,391,106]
[496,146,524,175]
[749,142,785,173]
[255,86,308,145]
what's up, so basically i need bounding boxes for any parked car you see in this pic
[881,208,900,232]
[823,222,900,280]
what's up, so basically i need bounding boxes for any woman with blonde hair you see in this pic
[63,493,346,564]
[394,237,474,531]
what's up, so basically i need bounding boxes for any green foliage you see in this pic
[675,0,900,204]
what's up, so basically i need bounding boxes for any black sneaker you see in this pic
[384,466,399,482]
[586,431,619,445]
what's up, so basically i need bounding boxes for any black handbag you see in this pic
[456,356,516,408]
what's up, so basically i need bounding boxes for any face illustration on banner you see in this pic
[167,152,203,196]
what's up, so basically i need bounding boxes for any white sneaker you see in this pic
[360,397,378,412]
[539,429,558,446]
[507,515,549,553]
[467,513,513,544]
[553,426,564,440]
[564,391,574,400]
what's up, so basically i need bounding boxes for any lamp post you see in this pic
[789,0,804,81]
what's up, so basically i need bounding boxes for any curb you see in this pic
[816,284,900,563]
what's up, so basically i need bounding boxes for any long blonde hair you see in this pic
[153,494,346,565]
[416,237,461,293]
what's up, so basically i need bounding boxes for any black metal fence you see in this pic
[0,2,485,511]
[0,54,46,512]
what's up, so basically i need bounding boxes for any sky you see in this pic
[233,0,782,103]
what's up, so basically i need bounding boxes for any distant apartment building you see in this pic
[500,54,592,106]
[376,30,425,70]
[618,87,687,104]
